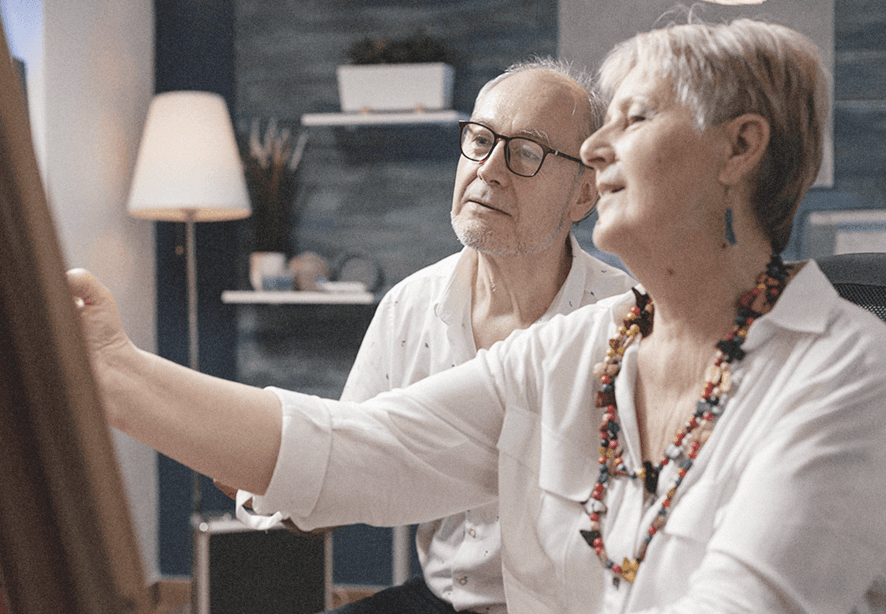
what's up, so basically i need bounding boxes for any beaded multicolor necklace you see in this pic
[580,254,789,585]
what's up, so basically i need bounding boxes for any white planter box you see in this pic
[336,62,455,113]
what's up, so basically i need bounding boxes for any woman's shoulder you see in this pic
[751,261,886,410]
[775,259,886,349]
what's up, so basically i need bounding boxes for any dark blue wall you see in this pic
[154,0,241,576]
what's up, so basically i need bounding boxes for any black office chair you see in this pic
[815,252,886,323]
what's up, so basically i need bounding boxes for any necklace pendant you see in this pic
[643,460,659,494]
[621,558,640,584]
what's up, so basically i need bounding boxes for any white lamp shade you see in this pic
[128,91,251,222]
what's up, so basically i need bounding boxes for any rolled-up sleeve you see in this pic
[251,389,334,521]
[252,352,507,531]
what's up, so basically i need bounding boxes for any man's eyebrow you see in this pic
[467,118,554,148]
[521,128,552,146]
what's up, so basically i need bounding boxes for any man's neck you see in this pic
[470,238,573,350]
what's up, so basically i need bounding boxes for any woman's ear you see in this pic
[718,113,770,186]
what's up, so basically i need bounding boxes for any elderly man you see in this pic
[326,59,634,614]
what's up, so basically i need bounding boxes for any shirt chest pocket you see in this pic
[659,481,724,544]
[497,405,597,502]
[497,405,603,602]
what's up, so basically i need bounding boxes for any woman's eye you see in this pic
[625,105,653,125]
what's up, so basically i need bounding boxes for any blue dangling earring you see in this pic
[724,207,737,246]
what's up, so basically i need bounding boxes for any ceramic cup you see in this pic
[249,252,287,291]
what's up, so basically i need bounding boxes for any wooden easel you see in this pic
[0,18,187,614]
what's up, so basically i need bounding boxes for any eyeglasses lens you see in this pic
[460,123,544,177]
[460,123,494,160]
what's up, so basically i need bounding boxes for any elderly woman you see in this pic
[70,18,886,614]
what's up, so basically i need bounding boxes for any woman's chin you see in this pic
[591,222,622,256]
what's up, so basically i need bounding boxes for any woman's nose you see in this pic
[580,127,612,171]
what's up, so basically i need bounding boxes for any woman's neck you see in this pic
[629,244,778,462]
[627,238,774,348]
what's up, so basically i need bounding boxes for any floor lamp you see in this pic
[127,90,251,611]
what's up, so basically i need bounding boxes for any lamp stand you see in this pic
[186,215,199,374]
[184,213,206,614]
[185,214,203,513]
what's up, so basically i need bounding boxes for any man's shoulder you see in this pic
[378,251,463,306]
[573,248,631,280]
[568,247,635,306]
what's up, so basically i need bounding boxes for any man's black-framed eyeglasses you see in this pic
[458,120,586,178]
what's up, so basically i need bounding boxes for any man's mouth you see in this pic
[468,199,507,214]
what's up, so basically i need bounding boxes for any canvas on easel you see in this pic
[0,16,165,614]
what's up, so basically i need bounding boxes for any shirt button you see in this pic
[468,528,477,538]
[458,576,468,586]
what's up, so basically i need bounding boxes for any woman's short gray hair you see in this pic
[597,19,830,254]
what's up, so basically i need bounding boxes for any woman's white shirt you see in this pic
[253,261,886,614]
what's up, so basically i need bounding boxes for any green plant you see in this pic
[347,31,454,65]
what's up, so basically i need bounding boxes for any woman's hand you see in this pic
[66,268,143,430]
[67,268,283,495]
[66,268,134,363]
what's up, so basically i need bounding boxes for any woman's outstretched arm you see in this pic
[67,268,282,495]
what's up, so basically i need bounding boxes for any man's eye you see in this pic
[515,143,542,162]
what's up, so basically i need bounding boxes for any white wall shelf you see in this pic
[301,109,467,127]
[221,290,376,305]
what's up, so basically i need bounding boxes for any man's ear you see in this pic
[718,113,771,186]
[569,170,598,222]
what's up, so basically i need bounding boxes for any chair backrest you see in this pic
[815,252,886,323]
